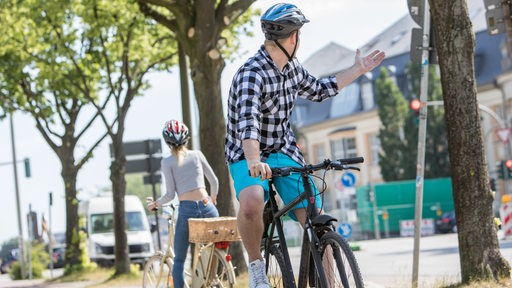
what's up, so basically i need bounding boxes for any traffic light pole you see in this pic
[412,0,431,287]
[9,113,26,279]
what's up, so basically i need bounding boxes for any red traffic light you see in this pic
[411,99,421,111]
[506,159,512,169]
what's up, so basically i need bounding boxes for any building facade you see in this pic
[293,0,512,213]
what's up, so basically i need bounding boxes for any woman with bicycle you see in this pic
[147,119,219,288]
[224,3,385,287]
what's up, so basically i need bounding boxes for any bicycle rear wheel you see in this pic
[261,242,295,288]
[318,231,364,288]
[195,247,236,288]
[143,254,174,288]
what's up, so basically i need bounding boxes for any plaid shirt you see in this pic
[225,46,339,165]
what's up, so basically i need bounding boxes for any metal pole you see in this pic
[27,205,32,280]
[496,81,512,194]
[147,140,161,250]
[49,192,53,278]
[412,0,431,286]
[10,113,25,278]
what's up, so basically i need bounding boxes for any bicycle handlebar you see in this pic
[270,157,364,177]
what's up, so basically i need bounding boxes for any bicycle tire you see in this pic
[317,231,364,288]
[261,242,295,288]
[193,248,236,288]
[143,254,174,288]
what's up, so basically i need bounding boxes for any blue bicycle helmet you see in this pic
[261,3,309,40]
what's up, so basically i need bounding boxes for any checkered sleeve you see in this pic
[297,65,339,101]
[236,69,263,142]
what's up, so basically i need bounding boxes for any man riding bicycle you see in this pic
[224,3,385,287]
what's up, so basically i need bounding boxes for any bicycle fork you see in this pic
[304,222,329,288]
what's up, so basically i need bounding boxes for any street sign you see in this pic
[407,0,424,27]
[125,157,162,174]
[341,171,356,187]
[495,128,512,144]
[109,139,162,158]
[143,174,162,184]
[337,223,353,239]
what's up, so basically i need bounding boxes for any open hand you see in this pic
[355,49,386,73]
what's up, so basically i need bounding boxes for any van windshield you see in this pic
[91,212,146,233]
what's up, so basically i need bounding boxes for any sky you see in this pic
[0,0,409,245]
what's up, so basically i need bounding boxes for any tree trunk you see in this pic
[110,138,131,275]
[179,42,193,148]
[189,52,247,274]
[429,0,511,282]
[61,150,80,270]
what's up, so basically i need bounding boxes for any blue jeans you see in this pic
[173,198,219,288]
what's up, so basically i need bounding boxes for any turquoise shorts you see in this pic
[229,153,322,221]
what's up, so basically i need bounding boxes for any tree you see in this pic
[136,0,257,273]
[376,68,410,181]
[0,0,177,275]
[376,64,451,181]
[429,0,510,282]
[0,0,109,272]
[403,63,451,179]
[80,0,177,275]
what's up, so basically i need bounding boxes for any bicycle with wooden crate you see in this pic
[261,157,365,288]
[142,204,238,288]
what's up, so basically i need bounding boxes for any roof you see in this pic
[295,0,509,128]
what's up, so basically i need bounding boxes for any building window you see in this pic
[313,143,327,164]
[370,133,381,166]
[361,81,374,110]
[292,104,306,126]
[330,137,357,160]
[330,83,360,118]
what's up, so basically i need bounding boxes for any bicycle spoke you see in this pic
[200,248,235,288]
[143,255,172,288]
[319,231,364,288]
[262,242,295,288]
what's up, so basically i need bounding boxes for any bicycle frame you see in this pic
[145,204,236,288]
[262,157,364,287]
[264,172,329,287]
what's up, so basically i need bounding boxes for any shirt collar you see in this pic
[259,45,292,73]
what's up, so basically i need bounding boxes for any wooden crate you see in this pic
[188,217,241,243]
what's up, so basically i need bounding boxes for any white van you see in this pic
[79,194,155,266]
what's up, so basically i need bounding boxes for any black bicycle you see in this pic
[260,157,365,288]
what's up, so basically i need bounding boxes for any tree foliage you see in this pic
[376,64,450,181]
[430,0,510,282]
[137,0,258,273]
[0,0,177,275]
[376,67,409,181]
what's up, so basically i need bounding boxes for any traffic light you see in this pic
[497,160,512,179]
[24,158,31,178]
[483,0,508,35]
[411,99,421,126]
[506,159,512,178]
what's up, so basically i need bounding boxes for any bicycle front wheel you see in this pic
[197,248,236,288]
[318,231,364,288]
[262,242,295,288]
[143,254,173,288]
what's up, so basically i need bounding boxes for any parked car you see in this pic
[48,244,65,269]
[436,211,457,233]
[0,249,18,274]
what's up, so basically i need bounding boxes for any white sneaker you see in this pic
[248,259,271,288]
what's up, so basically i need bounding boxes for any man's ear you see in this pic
[289,31,299,45]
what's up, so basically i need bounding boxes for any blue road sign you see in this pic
[341,171,356,187]
[337,223,353,238]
